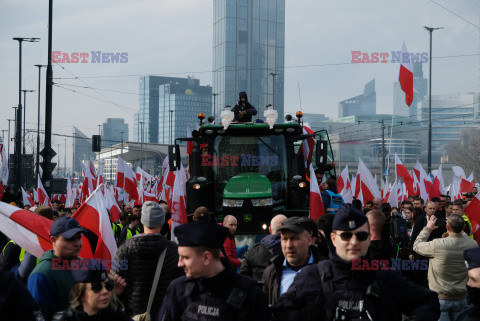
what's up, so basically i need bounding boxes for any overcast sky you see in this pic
[0,0,478,171]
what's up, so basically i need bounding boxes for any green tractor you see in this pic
[168,112,335,241]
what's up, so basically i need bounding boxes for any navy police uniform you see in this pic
[456,248,480,321]
[272,204,440,321]
[157,220,271,321]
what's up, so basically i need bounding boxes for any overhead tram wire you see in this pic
[51,53,480,80]
[428,0,480,30]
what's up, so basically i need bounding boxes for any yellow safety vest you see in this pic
[462,215,474,239]
[2,240,40,265]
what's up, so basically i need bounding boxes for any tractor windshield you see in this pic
[211,134,288,206]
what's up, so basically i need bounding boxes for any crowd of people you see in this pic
[0,184,479,321]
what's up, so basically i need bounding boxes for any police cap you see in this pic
[174,220,230,249]
[464,247,480,270]
[71,259,108,283]
[332,204,368,231]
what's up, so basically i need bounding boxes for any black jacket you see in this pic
[239,234,282,281]
[272,251,440,321]
[0,270,42,321]
[158,259,271,321]
[231,92,257,122]
[113,233,183,318]
[262,245,322,306]
[61,305,132,321]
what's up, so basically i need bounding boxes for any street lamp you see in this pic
[13,37,40,196]
[35,64,47,178]
[21,89,35,155]
[140,121,144,168]
[424,26,443,173]
[269,72,278,109]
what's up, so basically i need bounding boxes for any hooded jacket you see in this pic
[231,92,257,122]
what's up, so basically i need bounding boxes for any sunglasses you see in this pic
[90,279,114,293]
[336,231,369,242]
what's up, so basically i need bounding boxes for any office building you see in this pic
[101,118,128,148]
[73,127,96,175]
[302,113,329,131]
[393,62,428,117]
[338,79,376,118]
[213,0,285,120]
[134,76,212,144]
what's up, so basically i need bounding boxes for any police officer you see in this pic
[157,220,271,321]
[457,247,480,321]
[272,204,440,321]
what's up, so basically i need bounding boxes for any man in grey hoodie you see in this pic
[239,214,286,280]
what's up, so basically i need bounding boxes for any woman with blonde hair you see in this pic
[61,259,131,321]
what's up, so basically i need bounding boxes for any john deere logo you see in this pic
[244,214,252,222]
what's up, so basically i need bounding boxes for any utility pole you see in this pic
[140,121,144,168]
[424,26,443,173]
[13,37,40,197]
[269,72,278,109]
[64,138,67,177]
[120,131,124,159]
[22,89,35,155]
[7,119,13,164]
[40,0,56,195]
[380,118,386,177]
[35,65,47,178]
[212,93,219,120]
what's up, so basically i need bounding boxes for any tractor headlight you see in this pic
[251,198,273,207]
[223,199,244,207]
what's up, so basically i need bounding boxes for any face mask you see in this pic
[467,285,480,306]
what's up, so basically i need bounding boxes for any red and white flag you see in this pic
[65,177,75,208]
[118,159,138,201]
[72,185,117,263]
[104,188,121,222]
[464,193,480,245]
[395,154,415,196]
[357,159,381,203]
[37,175,52,208]
[309,164,325,221]
[170,165,188,241]
[399,42,414,106]
[337,166,353,204]
[116,158,125,189]
[383,181,399,208]
[0,201,93,259]
[0,137,8,198]
[22,187,35,207]
[97,166,104,186]
[298,126,315,166]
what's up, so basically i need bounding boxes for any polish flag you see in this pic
[414,161,430,201]
[395,154,414,196]
[337,166,353,204]
[464,193,480,245]
[22,187,35,207]
[357,159,381,203]
[170,165,188,241]
[383,181,398,208]
[298,126,315,166]
[186,125,193,156]
[0,201,93,259]
[37,175,52,208]
[309,164,325,221]
[66,177,75,208]
[116,158,125,189]
[121,160,138,201]
[0,137,8,199]
[72,185,117,263]
[104,188,121,222]
[398,42,414,106]
[97,166,104,186]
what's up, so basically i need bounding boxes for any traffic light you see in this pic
[92,135,101,152]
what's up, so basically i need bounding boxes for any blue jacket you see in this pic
[27,250,75,321]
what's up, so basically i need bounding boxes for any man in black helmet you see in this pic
[231,91,257,122]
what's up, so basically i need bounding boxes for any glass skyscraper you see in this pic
[213,0,285,120]
[338,79,376,118]
[134,76,212,145]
